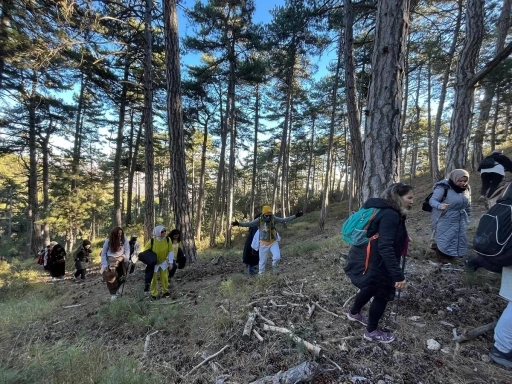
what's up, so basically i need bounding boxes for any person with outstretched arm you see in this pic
[232,205,303,275]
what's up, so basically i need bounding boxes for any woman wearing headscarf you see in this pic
[142,225,174,300]
[429,169,471,262]
[100,227,131,301]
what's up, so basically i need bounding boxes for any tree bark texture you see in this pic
[164,0,197,261]
[432,0,463,181]
[471,0,511,169]
[195,118,208,241]
[343,0,364,206]
[225,48,236,248]
[143,0,154,242]
[445,0,485,172]
[113,59,129,227]
[362,0,410,201]
[250,84,260,218]
[320,32,342,231]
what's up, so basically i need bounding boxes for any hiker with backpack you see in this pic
[429,169,471,263]
[47,241,67,282]
[128,235,140,274]
[142,225,174,300]
[343,183,413,343]
[478,149,512,199]
[73,239,92,281]
[231,205,303,275]
[167,229,186,280]
[100,227,131,301]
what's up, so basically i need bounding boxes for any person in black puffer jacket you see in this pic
[48,242,67,281]
[344,183,413,344]
[73,239,92,281]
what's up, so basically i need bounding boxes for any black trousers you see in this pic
[74,269,86,279]
[144,264,155,292]
[350,286,390,332]
[481,172,504,198]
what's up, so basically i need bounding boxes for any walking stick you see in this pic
[393,255,407,325]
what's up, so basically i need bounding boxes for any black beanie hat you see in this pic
[82,239,91,247]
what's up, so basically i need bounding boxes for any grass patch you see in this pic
[0,339,169,384]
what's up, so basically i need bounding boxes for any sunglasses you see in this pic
[161,229,167,233]
[264,214,272,218]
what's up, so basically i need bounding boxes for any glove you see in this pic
[295,211,303,218]
[231,220,239,226]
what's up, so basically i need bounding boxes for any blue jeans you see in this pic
[495,301,512,353]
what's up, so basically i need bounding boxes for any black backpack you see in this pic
[422,185,449,212]
[480,156,496,169]
[473,195,512,269]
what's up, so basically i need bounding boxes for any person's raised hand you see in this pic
[231,220,239,226]
[295,211,303,218]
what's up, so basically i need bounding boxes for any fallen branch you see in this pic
[249,361,319,384]
[342,292,357,308]
[186,345,230,377]
[62,304,82,309]
[143,330,159,358]
[453,321,498,343]
[322,354,343,372]
[254,307,275,326]
[263,324,322,356]
[314,301,341,318]
[242,310,257,341]
[282,290,308,299]
[219,305,230,315]
[270,299,287,308]
[150,299,190,306]
[306,303,315,320]
[252,329,264,342]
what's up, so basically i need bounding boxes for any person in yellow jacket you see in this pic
[142,225,174,300]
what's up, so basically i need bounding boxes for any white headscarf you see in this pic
[153,225,166,241]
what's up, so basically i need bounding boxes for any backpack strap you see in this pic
[364,233,380,274]
[363,208,379,230]
[150,238,154,250]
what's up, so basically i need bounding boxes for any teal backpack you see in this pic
[341,208,380,246]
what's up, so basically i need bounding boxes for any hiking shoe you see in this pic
[110,295,118,301]
[489,346,512,369]
[479,195,486,201]
[363,329,395,343]
[162,292,171,299]
[150,296,158,301]
[345,311,368,326]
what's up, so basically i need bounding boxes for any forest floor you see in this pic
[1,170,512,384]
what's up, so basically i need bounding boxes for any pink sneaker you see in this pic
[345,311,368,326]
[363,328,395,343]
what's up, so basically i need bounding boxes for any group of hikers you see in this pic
[34,149,512,370]
[340,149,512,369]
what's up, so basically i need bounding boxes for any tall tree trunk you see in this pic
[445,0,485,172]
[27,96,42,256]
[250,84,260,217]
[126,113,142,226]
[225,47,236,248]
[427,60,433,178]
[113,59,130,227]
[343,0,363,206]
[71,75,86,191]
[490,91,501,151]
[164,0,197,260]
[362,0,410,201]
[209,89,226,247]
[302,115,316,213]
[143,0,154,242]
[432,0,463,180]
[0,0,13,90]
[195,118,209,241]
[471,0,511,169]
[41,131,50,246]
[319,33,342,231]
[399,34,410,180]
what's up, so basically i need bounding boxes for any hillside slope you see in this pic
[0,170,510,384]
